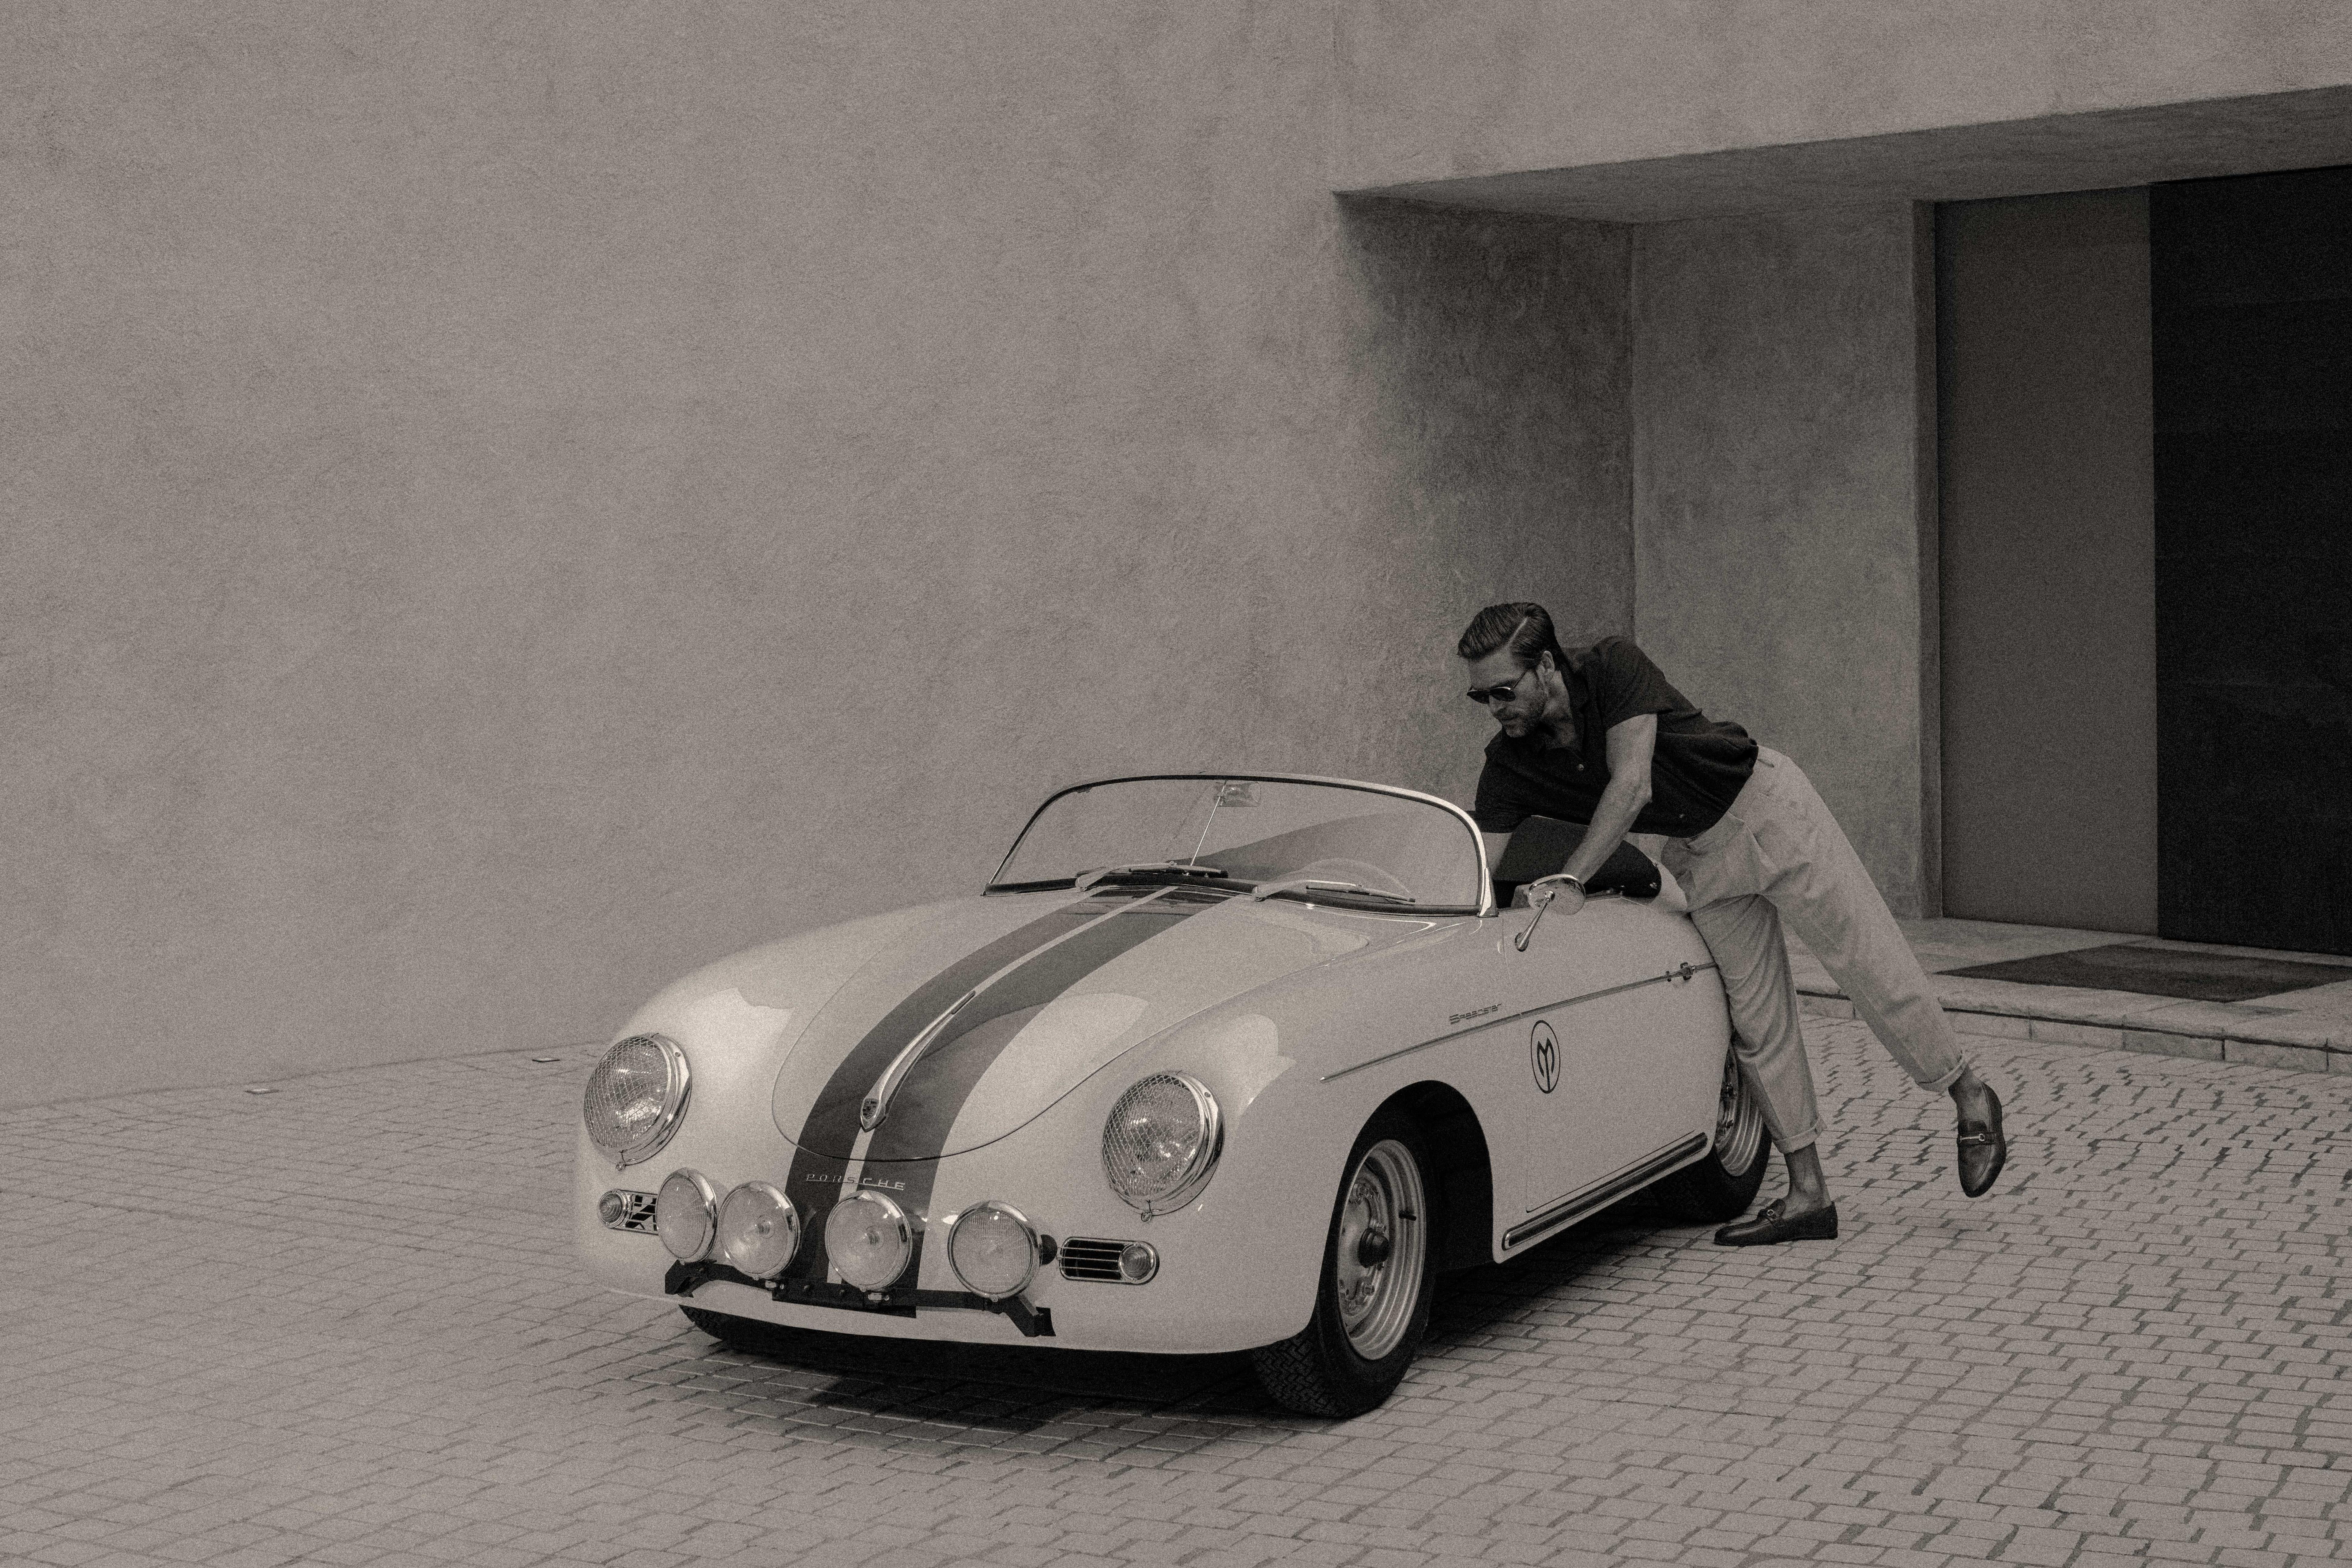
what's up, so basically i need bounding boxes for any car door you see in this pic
[1492,894,1713,1251]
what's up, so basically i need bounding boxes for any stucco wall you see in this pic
[1630,204,1940,915]
[1334,2,2352,190]
[5,4,1631,1104]
[19,1,2339,1105]
[1340,203,1632,655]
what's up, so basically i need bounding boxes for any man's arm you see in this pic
[1557,713,1656,888]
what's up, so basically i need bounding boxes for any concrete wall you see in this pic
[1334,2,2352,191]
[1630,204,1941,915]
[19,1,2345,1105]
[1938,190,2158,932]
[1340,203,1633,654]
[5,3,1632,1104]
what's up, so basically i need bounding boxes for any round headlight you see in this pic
[583,1034,691,1169]
[824,1190,913,1292]
[1101,1072,1223,1215]
[717,1182,802,1280]
[946,1201,1039,1300]
[656,1168,722,1261]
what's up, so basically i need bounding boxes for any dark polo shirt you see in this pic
[1472,636,1758,839]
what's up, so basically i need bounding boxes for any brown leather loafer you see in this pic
[1713,1198,1839,1246]
[1958,1086,2007,1197]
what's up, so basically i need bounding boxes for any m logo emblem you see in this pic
[1530,1020,1559,1094]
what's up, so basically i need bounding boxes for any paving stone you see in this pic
[8,1031,2352,1566]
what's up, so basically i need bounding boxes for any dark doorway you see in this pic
[2151,165,2352,955]
[1937,190,2158,934]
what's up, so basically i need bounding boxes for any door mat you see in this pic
[1942,942,2352,1002]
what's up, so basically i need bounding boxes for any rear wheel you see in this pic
[1655,1047,1770,1222]
[1251,1110,1436,1417]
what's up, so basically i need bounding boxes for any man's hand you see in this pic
[1511,871,1587,951]
[1523,872,1587,917]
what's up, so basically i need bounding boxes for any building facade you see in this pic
[9,3,2350,1100]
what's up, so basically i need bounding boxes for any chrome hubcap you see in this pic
[1333,1139,1426,1360]
[1714,1051,1766,1176]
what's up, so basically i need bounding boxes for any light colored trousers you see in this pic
[1661,748,1967,1153]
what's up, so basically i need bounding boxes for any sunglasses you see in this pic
[1466,667,1537,706]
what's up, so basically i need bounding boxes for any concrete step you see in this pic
[1792,916,2352,1076]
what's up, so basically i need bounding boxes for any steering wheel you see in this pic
[1285,858,1415,899]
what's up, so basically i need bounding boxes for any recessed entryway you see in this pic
[1939,164,2352,957]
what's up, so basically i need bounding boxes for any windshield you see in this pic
[990,775,1488,914]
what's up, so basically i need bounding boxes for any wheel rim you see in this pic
[1333,1138,1427,1361]
[1713,1051,1766,1176]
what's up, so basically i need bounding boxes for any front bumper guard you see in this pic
[664,1258,1056,1338]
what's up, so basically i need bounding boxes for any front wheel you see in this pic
[1654,1046,1771,1222]
[1251,1110,1436,1417]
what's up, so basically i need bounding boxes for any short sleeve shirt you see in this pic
[1471,636,1758,839]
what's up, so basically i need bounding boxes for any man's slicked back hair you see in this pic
[1457,602,1564,671]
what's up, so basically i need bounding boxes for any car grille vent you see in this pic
[603,1191,659,1233]
[1059,1238,1138,1283]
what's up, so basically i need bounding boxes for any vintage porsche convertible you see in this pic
[576,773,1767,1415]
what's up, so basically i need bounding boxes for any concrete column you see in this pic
[1631,203,1940,915]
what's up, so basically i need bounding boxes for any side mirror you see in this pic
[1512,876,1587,951]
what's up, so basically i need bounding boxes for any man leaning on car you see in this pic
[1453,602,2008,1244]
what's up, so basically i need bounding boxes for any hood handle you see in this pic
[860,986,981,1132]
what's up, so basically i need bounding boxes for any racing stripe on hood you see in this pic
[862,887,1216,1172]
[776,887,1180,1280]
[850,886,1224,1246]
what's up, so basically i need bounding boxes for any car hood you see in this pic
[769,884,1397,1162]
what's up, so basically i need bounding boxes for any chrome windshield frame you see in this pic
[986,772,1496,918]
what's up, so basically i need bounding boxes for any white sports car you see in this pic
[576,773,1767,1415]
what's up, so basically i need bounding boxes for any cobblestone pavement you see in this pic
[6,1021,2351,1568]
